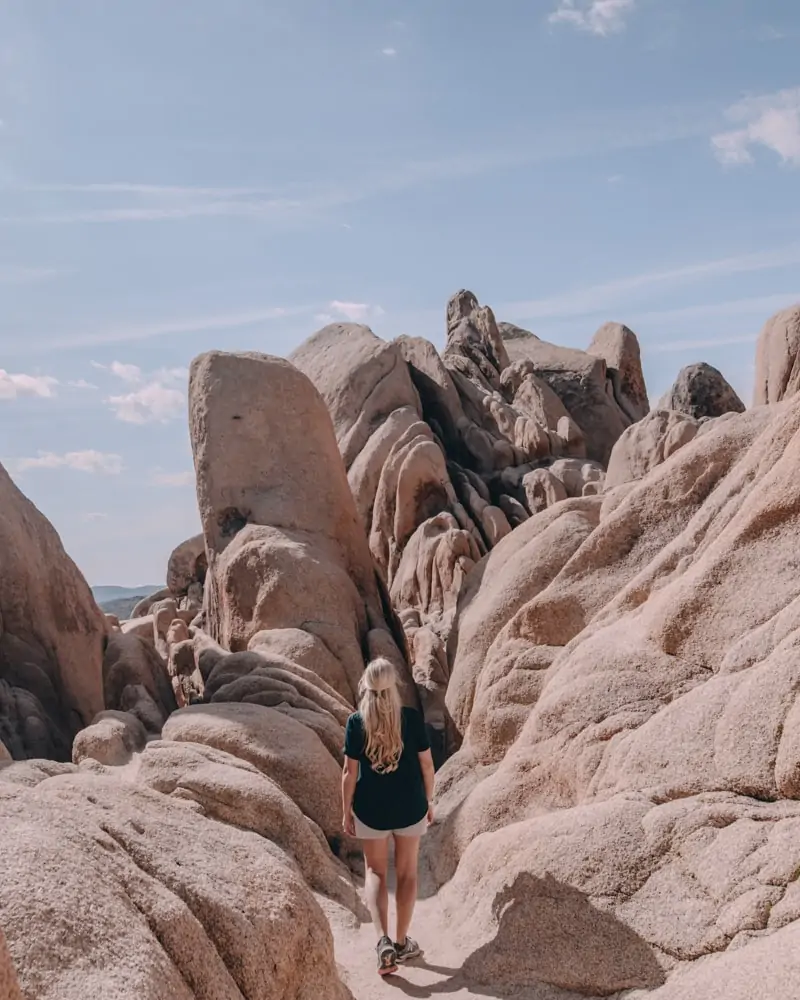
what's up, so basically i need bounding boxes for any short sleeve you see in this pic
[409,708,430,753]
[343,713,364,759]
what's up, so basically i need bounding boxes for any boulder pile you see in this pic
[2,290,800,999]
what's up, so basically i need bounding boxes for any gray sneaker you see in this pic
[394,936,422,963]
[377,936,398,976]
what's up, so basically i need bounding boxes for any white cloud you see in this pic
[0,370,58,399]
[151,470,195,487]
[713,88,800,167]
[90,361,188,424]
[67,379,98,390]
[319,301,386,324]
[382,48,397,57]
[84,511,109,521]
[108,383,185,424]
[110,361,142,382]
[549,0,636,36]
[17,450,123,475]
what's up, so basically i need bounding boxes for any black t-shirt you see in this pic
[344,707,430,831]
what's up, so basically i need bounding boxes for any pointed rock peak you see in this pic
[446,289,480,334]
[657,362,745,420]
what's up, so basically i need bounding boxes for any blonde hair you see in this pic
[358,657,403,773]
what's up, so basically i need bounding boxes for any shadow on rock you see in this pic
[462,872,665,996]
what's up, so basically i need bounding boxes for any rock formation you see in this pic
[0,463,108,760]
[657,362,745,419]
[4,289,800,999]
[753,304,800,405]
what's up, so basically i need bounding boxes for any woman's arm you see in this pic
[341,756,358,836]
[418,748,435,824]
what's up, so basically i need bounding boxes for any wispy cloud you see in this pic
[67,379,98,389]
[549,0,636,36]
[2,197,303,225]
[97,362,187,424]
[151,469,195,487]
[17,450,123,475]
[0,370,58,399]
[503,245,800,321]
[19,304,306,352]
[0,265,61,284]
[2,100,720,231]
[649,334,759,354]
[315,301,386,325]
[19,182,275,197]
[382,47,397,57]
[84,511,109,521]
[713,88,800,166]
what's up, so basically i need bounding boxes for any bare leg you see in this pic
[393,834,421,945]
[362,837,391,938]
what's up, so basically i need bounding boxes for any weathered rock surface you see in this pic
[188,349,415,712]
[72,710,148,766]
[657,362,745,419]
[0,766,352,1000]
[753,303,800,406]
[103,633,177,735]
[605,409,700,489]
[430,394,800,994]
[500,321,637,465]
[0,463,107,760]
[0,926,22,1000]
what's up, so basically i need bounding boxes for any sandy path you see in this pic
[322,851,582,1000]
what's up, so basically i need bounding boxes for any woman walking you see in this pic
[342,657,435,977]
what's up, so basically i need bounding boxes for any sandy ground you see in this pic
[322,850,583,1000]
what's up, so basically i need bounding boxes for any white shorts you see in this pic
[354,814,428,840]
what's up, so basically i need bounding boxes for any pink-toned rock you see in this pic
[162,702,343,840]
[589,321,650,422]
[189,350,413,712]
[753,303,800,405]
[72,710,148,766]
[606,409,700,488]
[0,769,350,1000]
[0,462,107,760]
[0,926,22,1000]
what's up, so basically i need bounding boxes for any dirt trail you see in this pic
[322,850,583,1000]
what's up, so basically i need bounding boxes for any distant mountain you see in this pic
[92,585,163,620]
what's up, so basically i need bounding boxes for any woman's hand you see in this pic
[343,811,356,836]
[426,803,435,826]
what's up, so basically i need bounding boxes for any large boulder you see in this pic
[165,533,206,598]
[500,322,633,465]
[102,633,177,735]
[753,304,800,406]
[188,350,415,709]
[605,409,700,489]
[588,321,650,422]
[162,703,342,841]
[657,362,745,419]
[0,463,107,760]
[428,395,800,995]
[0,768,350,1000]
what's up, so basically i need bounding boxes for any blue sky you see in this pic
[1,0,798,586]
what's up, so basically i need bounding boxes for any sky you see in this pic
[1,0,798,586]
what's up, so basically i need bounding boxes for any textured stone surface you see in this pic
[754,304,800,406]
[0,462,107,760]
[657,362,745,419]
